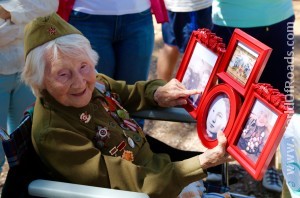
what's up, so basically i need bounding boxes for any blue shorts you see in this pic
[162,7,212,53]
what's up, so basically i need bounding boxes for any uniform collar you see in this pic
[40,89,104,125]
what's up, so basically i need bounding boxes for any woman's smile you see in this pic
[71,88,87,97]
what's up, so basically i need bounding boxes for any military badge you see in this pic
[122,150,134,162]
[80,112,91,123]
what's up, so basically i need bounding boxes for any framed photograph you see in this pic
[227,83,293,180]
[217,28,272,97]
[176,28,226,119]
[197,83,241,149]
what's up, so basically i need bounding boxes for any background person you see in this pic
[0,0,58,176]
[206,94,230,140]
[58,0,154,84]
[211,0,295,192]
[238,109,273,163]
[156,0,213,82]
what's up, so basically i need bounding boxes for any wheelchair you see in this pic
[1,107,244,198]
[0,108,151,198]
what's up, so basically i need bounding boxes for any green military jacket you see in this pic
[32,74,207,198]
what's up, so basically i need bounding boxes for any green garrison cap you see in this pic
[24,13,82,58]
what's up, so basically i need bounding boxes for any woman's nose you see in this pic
[72,73,85,88]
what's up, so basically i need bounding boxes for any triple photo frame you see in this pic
[176,28,293,180]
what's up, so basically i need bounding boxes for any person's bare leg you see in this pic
[157,44,180,81]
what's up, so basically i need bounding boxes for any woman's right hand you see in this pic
[153,78,201,107]
[0,6,11,20]
[198,131,232,170]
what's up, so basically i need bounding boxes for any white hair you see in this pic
[22,34,99,97]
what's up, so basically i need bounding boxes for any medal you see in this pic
[109,146,118,156]
[94,126,110,149]
[99,99,109,111]
[95,140,105,149]
[109,121,117,128]
[105,96,117,112]
[133,134,141,142]
[120,123,129,130]
[117,109,129,119]
[95,82,106,93]
[123,119,137,131]
[79,112,91,123]
[122,130,135,148]
[122,150,134,162]
[127,137,135,148]
[109,140,127,157]
[96,126,110,141]
[117,140,126,151]
[111,97,123,109]
[110,112,123,124]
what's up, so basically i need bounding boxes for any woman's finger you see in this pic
[217,130,227,146]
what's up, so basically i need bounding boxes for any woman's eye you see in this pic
[59,72,70,78]
[81,64,89,73]
[57,72,70,82]
[217,113,223,118]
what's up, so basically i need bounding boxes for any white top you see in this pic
[0,0,58,75]
[164,0,212,12]
[73,0,151,15]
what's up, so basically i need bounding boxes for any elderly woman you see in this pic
[22,13,229,198]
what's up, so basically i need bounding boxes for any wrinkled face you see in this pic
[206,97,228,134]
[43,53,96,108]
[256,110,269,127]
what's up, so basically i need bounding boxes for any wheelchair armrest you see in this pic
[28,179,149,198]
[130,107,196,123]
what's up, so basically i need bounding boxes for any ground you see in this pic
[1,1,300,197]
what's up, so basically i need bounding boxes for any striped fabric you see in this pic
[203,181,230,193]
[0,127,9,141]
[1,115,32,168]
[0,109,53,197]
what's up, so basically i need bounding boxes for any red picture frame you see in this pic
[227,83,293,180]
[176,28,226,118]
[197,83,241,149]
[217,29,272,97]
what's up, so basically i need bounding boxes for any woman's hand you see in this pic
[198,131,233,170]
[153,78,201,107]
[0,6,11,20]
